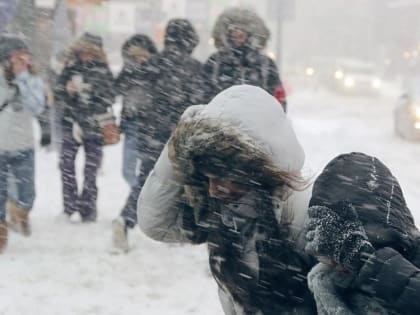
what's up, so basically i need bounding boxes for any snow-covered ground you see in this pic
[2,84,419,315]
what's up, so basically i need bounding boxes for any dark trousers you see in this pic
[60,131,103,220]
[120,141,164,228]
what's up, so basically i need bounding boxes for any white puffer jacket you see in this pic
[138,84,310,244]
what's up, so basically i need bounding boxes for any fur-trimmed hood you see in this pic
[212,7,270,50]
[168,85,304,194]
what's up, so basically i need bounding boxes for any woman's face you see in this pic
[205,174,250,202]
[78,51,96,63]
[229,27,248,47]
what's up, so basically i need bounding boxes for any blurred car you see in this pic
[395,77,420,141]
[329,58,383,96]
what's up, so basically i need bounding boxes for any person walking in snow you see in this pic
[0,34,46,252]
[111,19,203,252]
[115,34,157,189]
[137,85,317,314]
[55,33,115,222]
[305,152,420,315]
[202,7,287,112]
[110,34,157,251]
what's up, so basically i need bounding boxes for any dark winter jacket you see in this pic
[132,19,203,143]
[138,86,315,315]
[202,8,286,110]
[55,58,115,139]
[115,34,157,134]
[309,152,420,315]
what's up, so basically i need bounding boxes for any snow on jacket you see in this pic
[132,19,203,143]
[308,152,420,315]
[0,69,45,152]
[115,34,157,134]
[202,8,286,108]
[54,58,115,138]
[138,85,316,314]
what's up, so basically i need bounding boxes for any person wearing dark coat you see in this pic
[202,7,287,112]
[55,32,115,222]
[111,34,157,251]
[111,19,203,253]
[305,152,420,315]
[115,34,157,188]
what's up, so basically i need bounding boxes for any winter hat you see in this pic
[164,18,199,53]
[0,34,29,62]
[121,34,157,62]
[212,7,270,50]
[310,152,420,255]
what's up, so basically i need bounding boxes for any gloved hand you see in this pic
[72,122,83,144]
[305,202,374,273]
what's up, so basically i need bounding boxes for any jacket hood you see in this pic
[164,19,199,53]
[168,85,305,193]
[212,7,270,50]
[310,152,420,254]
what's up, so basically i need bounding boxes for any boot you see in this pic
[111,217,129,254]
[0,222,8,253]
[18,210,31,237]
[7,200,19,228]
[8,202,31,237]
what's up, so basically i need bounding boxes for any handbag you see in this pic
[94,111,121,145]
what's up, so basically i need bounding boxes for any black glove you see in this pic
[305,202,374,273]
[37,108,52,147]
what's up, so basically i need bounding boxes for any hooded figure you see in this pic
[138,85,316,314]
[305,152,420,315]
[202,7,287,111]
[110,20,203,253]
[133,18,202,143]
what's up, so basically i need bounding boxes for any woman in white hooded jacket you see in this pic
[137,85,316,315]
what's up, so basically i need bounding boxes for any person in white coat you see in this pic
[137,85,317,315]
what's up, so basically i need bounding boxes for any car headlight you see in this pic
[372,78,382,89]
[344,77,355,88]
[305,67,315,76]
[334,70,344,80]
[415,106,420,119]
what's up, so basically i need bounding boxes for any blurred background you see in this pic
[2,0,420,95]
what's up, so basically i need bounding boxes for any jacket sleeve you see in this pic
[351,247,420,314]
[201,54,219,103]
[92,65,115,109]
[137,143,192,243]
[265,57,287,108]
[15,74,45,115]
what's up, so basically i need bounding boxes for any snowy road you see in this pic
[2,86,419,315]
